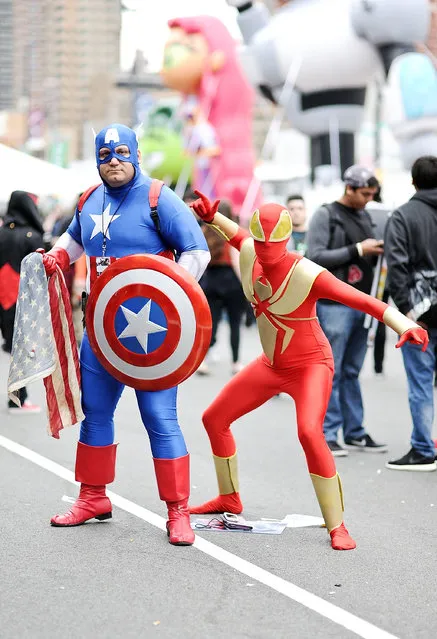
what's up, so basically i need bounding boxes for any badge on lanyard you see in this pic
[96,256,111,277]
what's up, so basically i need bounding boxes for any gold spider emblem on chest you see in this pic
[239,240,324,362]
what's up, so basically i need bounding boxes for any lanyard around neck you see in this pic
[101,183,133,256]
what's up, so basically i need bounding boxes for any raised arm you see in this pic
[313,269,428,351]
[190,190,249,252]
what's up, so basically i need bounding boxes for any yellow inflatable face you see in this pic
[161,28,209,94]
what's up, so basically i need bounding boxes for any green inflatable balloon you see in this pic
[139,128,193,185]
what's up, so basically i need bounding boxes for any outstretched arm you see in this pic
[190,190,249,252]
[313,269,429,351]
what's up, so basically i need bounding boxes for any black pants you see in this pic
[1,304,28,407]
[373,289,389,374]
[373,321,386,373]
[200,266,246,363]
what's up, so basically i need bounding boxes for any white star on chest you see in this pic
[89,204,120,240]
[117,301,167,354]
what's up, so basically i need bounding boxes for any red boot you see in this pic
[189,492,243,515]
[189,452,243,514]
[330,523,356,550]
[153,455,195,546]
[51,442,117,527]
[310,473,357,551]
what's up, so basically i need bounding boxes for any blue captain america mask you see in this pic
[95,123,140,168]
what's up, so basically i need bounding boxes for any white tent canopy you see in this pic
[0,143,97,208]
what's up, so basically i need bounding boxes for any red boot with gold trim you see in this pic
[189,452,243,514]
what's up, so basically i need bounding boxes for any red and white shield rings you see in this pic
[86,254,212,390]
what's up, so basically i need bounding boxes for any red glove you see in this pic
[190,190,220,223]
[396,326,429,352]
[36,247,70,276]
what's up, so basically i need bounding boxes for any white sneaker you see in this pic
[196,361,211,376]
[231,362,244,375]
[8,400,42,415]
[208,347,221,364]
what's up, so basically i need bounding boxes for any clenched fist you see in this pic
[35,247,70,276]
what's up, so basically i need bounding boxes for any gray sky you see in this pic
[120,0,241,71]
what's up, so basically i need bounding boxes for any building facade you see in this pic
[0,0,14,110]
[2,0,122,161]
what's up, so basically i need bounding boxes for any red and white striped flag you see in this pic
[8,253,84,439]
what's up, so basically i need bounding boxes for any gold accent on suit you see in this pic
[383,306,418,335]
[239,244,326,363]
[213,453,240,494]
[268,258,325,315]
[254,277,273,301]
[240,238,256,302]
[310,473,344,532]
[273,317,296,353]
[256,313,279,363]
[207,213,239,242]
[249,209,265,241]
[209,223,232,242]
[269,210,293,241]
[268,260,298,305]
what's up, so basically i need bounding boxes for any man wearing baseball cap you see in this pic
[306,165,387,457]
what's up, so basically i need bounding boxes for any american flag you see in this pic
[7,253,84,438]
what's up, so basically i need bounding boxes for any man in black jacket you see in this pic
[385,156,437,471]
[306,165,387,457]
[0,191,45,414]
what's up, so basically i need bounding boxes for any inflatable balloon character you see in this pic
[161,15,261,216]
[139,103,193,187]
[226,0,435,175]
[351,0,437,170]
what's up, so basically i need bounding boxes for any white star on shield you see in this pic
[117,300,167,354]
[89,203,120,240]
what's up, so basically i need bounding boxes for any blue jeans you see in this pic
[400,328,437,458]
[317,302,369,442]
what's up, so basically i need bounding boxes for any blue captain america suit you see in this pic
[67,171,207,291]
[44,123,210,543]
[65,130,208,456]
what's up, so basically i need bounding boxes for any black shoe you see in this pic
[326,441,349,457]
[386,448,437,472]
[344,434,388,453]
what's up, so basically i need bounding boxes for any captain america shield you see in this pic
[86,254,212,390]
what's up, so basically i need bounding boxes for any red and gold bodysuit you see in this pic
[189,196,427,550]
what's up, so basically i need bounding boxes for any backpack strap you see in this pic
[149,179,165,232]
[77,184,100,212]
[321,203,341,250]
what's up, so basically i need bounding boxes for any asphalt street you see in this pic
[1,324,436,639]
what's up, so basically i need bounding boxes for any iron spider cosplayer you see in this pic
[189,191,428,550]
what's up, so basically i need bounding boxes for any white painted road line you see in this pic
[0,434,399,639]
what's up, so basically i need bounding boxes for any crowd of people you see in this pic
[1,122,436,551]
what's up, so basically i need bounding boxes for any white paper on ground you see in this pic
[261,514,325,528]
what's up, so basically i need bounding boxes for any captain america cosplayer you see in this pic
[37,124,210,545]
[189,191,428,551]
